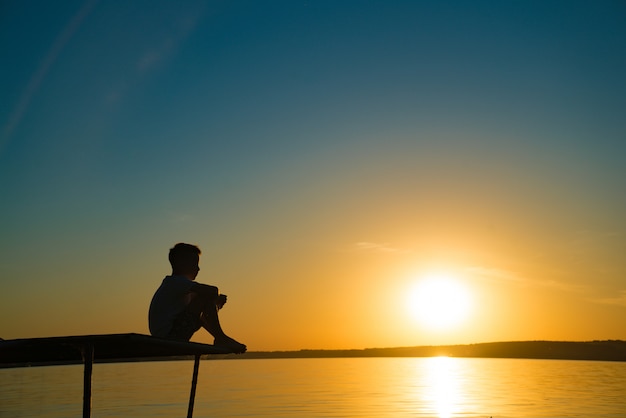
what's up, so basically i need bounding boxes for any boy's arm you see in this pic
[190,282,219,298]
[190,282,228,308]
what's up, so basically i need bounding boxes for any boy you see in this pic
[148,243,246,353]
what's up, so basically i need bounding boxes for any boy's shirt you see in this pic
[148,275,195,337]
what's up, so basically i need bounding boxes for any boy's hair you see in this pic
[169,243,201,270]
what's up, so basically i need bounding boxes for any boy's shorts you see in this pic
[166,308,202,341]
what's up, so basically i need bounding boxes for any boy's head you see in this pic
[169,243,201,279]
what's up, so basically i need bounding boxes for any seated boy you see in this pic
[148,243,246,353]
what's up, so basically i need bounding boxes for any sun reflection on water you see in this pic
[421,356,463,418]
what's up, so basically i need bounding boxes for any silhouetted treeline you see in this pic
[231,340,626,362]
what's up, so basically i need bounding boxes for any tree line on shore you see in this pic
[229,340,626,362]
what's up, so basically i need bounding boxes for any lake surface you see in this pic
[2,357,626,417]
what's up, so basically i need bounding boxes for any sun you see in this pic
[407,273,472,330]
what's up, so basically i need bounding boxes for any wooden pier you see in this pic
[0,333,230,417]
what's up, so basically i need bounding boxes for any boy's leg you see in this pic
[166,307,202,341]
[188,294,247,353]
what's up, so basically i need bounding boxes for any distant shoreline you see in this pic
[225,340,626,362]
[8,340,624,367]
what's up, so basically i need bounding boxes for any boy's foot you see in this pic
[214,336,247,354]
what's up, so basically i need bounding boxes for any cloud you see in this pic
[465,266,523,283]
[591,291,626,307]
[135,8,203,73]
[1,0,98,150]
[355,242,410,254]
[136,38,176,73]
[534,279,588,293]
[104,5,205,106]
[170,212,192,223]
[466,266,588,294]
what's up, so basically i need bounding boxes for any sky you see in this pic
[1,0,625,351]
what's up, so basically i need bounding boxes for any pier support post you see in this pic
[187,354,201,418]
[82,343,94,418]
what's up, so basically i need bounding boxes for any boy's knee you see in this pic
[189,292,219,310]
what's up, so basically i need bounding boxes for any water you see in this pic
[2,357,626,417]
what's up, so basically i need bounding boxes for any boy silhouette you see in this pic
[149,243,246,353]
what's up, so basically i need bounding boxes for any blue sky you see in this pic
[1,1,625,350]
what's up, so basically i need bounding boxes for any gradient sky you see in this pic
[1,1,625,351]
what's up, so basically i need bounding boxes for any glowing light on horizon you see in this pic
[407,273,473,331]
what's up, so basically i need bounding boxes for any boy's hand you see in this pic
[216,294,227,309]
